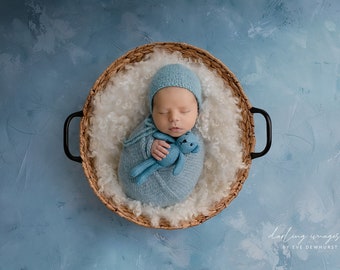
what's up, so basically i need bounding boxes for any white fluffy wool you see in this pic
[88,49,245,227]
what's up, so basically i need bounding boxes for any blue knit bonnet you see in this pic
[149,64,202,112]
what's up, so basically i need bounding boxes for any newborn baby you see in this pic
[118,64,205,207]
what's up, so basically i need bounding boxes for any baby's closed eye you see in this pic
[158,110,169,115]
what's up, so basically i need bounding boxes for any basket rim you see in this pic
[79,42,255,229]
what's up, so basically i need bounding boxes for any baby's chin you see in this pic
[165,129,189,138]
[155,124,192,138]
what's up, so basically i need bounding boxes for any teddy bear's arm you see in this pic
[130,158,156,178]
[135,163,161,185]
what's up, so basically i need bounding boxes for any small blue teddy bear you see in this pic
[130,131,200,185]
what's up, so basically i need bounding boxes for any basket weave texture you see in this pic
[79,42,255,229]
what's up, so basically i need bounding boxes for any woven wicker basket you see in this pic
[64,42,271,229]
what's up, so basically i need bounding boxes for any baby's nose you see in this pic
[169,111,179,122]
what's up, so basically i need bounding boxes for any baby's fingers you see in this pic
[158,140,171,150]
[152,140,170,160]
[156,147,169,158]
[153,149,167,161]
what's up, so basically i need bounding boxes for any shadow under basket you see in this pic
[63,42,272,229]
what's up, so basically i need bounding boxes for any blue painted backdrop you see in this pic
[1,0,339,269]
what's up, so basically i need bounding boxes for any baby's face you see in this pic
[152,87,198,137]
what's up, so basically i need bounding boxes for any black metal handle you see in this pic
[63,111,83,163]
[250,107,272,159]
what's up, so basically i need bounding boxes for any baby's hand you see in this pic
[151,139,170,161]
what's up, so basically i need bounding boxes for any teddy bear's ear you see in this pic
[192,144,200,153]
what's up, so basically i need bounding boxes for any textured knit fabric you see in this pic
[118,117,205,207]
[149,64,202,112]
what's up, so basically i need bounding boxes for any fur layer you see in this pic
[88,49,245,227]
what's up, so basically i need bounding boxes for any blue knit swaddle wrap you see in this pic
[118,64,204,207]
[118,118,204,207]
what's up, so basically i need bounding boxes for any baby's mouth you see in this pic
[169,127,183,132]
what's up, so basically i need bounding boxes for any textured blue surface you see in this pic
[1,0,339,269]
